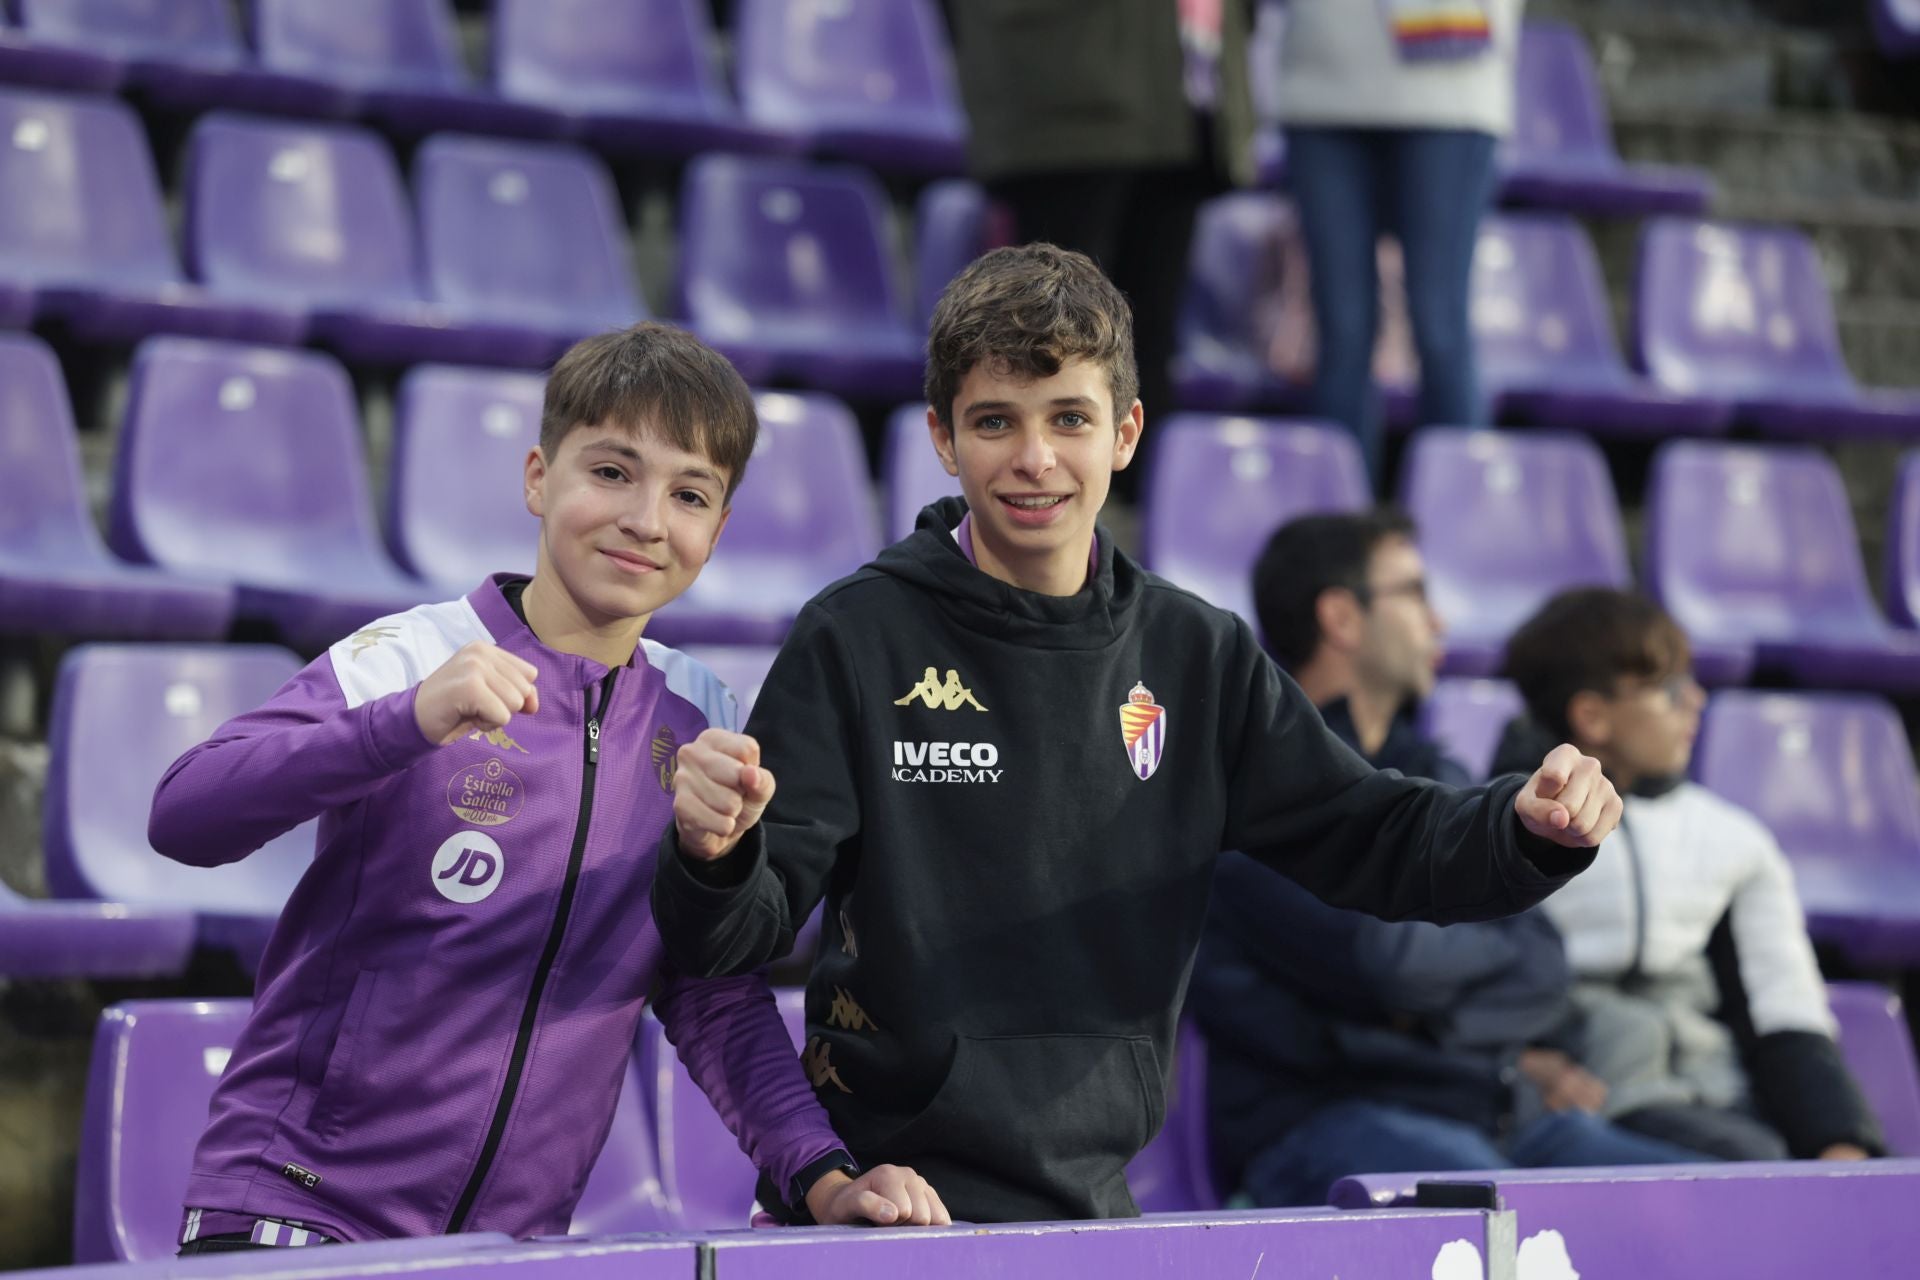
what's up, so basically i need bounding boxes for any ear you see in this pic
[524,446,548,518]
[1315,586,1364,652]
[1110,399,1145,471]
[1567,690,1612,747]
[927,405,959,477]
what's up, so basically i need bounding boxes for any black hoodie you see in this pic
[653,499,1593,1222]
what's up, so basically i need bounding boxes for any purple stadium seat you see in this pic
[1828,982,1920,1156]
[9,0,265,115]
[734,0,967,176]
[1142,415,1370,630]
[0,278,28,326]
[253,0,561,138]
[1646,441,1920,691]
[913,178,994,330]
[677,156,924,400]
[44,644,315,968]
[680,646,780,721]
[74,1000,253,1261]
[569,1057,675,1234]
[1889,453,1920,630]
[493,0,790,160]
[1472,214,1730,437]
[0,333,235,640]
[1500,21,1713,215]
[636,987,806,1229]
[1635,219,1920,439]
[183,115,563,368]
[882,403,960,543]
[0,0,156,91]
[650,391,883,647]
[1419,677,1526,781]
[1124,1020,1220,1214]
[1693,690,1920,966]
[1173,194,1299,412]
[1873,0,1920,57]
[389,364,545,592]
[1402,429,1631,677]
[108,338,434,649]
[0,880,194,980]
[413,134,645,357]
[0,87,304,345]
[1249,0,1287,187]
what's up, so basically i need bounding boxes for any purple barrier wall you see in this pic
[9,1236,694,1280]
[695,1207,1514,1279]
[1331,1159,1920,1279]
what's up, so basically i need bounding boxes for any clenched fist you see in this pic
[1514,743,1621,848]
[414,642,539,746]
[673,729,776,861]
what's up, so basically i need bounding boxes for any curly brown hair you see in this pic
[924,243,1139,428]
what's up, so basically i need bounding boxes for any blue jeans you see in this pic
[1285,127,1498,480]
[1240,1100,1714,1208]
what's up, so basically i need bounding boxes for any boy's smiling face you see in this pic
[524,420,732,629]
[930,357,1143,596]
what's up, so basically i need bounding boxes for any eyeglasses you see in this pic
[1615,673,1701,707]
[1355,578,1429,608]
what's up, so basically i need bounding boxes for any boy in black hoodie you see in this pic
[653,245,1621,1224]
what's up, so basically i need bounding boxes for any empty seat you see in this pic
[1873,0,1920,58]
[43,644,315,968]
[882,403,961,543]
[389,364,545,591]
[734,0,967,176]
[650,391,883,647]
[1402,429,1631,676]
[493,0,790,160]
[184,114,562,368]
[1887,453,1920,630]
[1472,214,1729,437]
[253,0,561,138]
[679,646,780,721]
[413,134,644,357]
[0,0,238,93]
[1142,415,1370,629]
[0,333,235,640]
[1174,193,1299,412]
[0,87,304,345]
[569,1057,674,1234]
[1124,1019,1220,1214]
[1827,982,1920,1156]
[913,178,997,330]
[1634,219,1920,439]
[1646,441,1920,691]
[0,880,194,981]
[1694,690,1920,967]
[1500,21,1712,216]
[107,337,433,648]
[1419,677,1527,782]
[677,156,923,400]
[74,1000,253,1261]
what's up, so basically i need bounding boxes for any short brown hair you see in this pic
[1503,587,1692,740]
[1254,508,1418,669]
[541,322,757,501]
[924,243,1138,427]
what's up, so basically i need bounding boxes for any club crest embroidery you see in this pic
[1119,681,1167,781]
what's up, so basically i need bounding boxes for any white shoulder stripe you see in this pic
[328,598,493,709]
[642,638,740,733]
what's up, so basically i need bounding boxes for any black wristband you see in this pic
[786,1147,860,1222]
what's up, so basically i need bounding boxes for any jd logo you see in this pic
[893,667,987,712]
[430,831,504,904]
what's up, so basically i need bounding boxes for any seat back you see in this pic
[1504,20,1617,170]
[1827,981,1920,1157]
[16,0,243,66]
[0,332,109,564]
[1124,1019,1220,1213]
[569,1057,672,1234]
[1177,193,1294,397]
[734,0,963,137]
[679,646,780,722]
[253,0,470,92]
[492,0,727,118]
[881,403,961,543]
[1472,213,1627,387]
[913,178,992,329]
[1887,454,1920,629]
[1420,678,1527,782]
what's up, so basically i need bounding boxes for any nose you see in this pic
[618,485,670,543]
[1012,427,1055,481]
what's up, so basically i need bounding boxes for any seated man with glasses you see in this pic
[1189,515,1710,1208]
[1495,587,1885,1164]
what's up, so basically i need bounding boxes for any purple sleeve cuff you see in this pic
[361,685,437,773]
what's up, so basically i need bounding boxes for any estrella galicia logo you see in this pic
[430,831,505,904]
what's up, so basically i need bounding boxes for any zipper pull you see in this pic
[587,718,600,765]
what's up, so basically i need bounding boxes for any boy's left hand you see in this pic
[1514,743,1621,848]
[805,1163,950,1226]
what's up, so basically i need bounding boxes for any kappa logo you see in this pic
[468,726,528,754]
[430,831,505,903]
[650,724,678,793]
[894,667,987,712]
[348,625,399,659]
[803,1037,852,1094]
[826,987,879,1032]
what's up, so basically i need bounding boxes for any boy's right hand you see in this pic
[413,642,540,746]
[673,729,776,861]
[806,1163,950,1227]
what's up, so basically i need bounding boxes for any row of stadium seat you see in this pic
[0,4,1708,213]
[10,328,1920,677]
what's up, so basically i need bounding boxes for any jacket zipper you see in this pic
[446,672,617,1231]
[1620,809,1649,982]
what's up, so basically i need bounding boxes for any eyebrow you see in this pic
[580,438,725,488]
[961,396,1101,416]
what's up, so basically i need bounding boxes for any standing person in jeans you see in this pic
[942,0,1259,496]
[1275,0,1524,478]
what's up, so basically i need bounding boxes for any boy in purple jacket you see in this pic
[150,324,946,1251]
